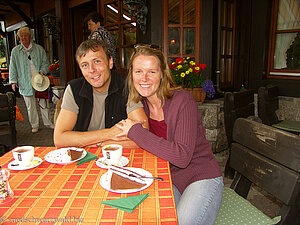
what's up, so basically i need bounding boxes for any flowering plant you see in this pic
[49,59,59,73]
[201,80,216,98]
[169,57,215,98]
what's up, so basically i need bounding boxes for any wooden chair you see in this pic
[258,85,300,133]
[214,118,300,225]
[0,92,17,155]
[223,89,257,178]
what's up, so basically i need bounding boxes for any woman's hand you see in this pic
[115,119,143,137]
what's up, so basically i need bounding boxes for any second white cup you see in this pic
[12,146,34,166]
[102,144,123,165]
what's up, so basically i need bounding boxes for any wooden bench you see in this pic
[223,89,258,178]
[258,85,300,134]
[215,118,300,225]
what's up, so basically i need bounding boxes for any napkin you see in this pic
[76,152,98,166]
[100,193,150,213]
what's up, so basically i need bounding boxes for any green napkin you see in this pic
[76,151,98,166]
[100,193,150,213]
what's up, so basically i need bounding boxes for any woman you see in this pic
[116,45,223,225]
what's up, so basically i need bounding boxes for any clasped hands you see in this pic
[115,119,146,138]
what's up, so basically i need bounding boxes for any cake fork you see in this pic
[128,173,164,181]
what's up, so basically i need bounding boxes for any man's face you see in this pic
[77,46,113,92]
[87,19,100,32]
[19,32,31,48]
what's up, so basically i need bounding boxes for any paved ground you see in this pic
[15,96,55,147]
[13,96,281,219]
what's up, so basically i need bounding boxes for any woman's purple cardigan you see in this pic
[128,89,222,194]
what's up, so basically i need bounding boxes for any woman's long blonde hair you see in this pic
[126,45,178,105]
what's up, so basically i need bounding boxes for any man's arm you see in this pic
[54,108,120,148]
[54,107,148,148]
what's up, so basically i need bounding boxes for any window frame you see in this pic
[268,0,300,78]
[101,0,138,71]
[163,0,201,63]
[218,0,236,89]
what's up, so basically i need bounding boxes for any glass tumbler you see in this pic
[0,167,14,204]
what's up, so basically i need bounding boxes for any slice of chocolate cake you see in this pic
[67,149,83,161]
[110,165,147,190]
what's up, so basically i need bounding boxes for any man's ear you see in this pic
[109,57,114,69]
[96,22,101,27]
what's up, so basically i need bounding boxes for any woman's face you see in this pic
[132,55,162,100]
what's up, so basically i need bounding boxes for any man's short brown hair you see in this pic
[75,39,111,63]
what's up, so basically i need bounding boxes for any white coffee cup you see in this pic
[12,146,34,166]
[102,144,123,165]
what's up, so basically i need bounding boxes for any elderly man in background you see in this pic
[9,26,54,133]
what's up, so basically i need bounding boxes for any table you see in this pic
[0,147,178,224]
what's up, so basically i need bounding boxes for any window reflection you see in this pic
[106,3,119,24]
[183,28,195,54]
[107,26,119,45]
[168,0,180,24]
[123,24,136,45]
[183,0,195,24]
[168,28,180,55]
[123,47,134,68]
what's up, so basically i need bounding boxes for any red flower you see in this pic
[169,62,177,70]
[199,63,207,70]
[176,57,184,64]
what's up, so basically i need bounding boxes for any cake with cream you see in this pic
[110,165,147,190]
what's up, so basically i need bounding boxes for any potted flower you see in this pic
[169,57,215,102]
[49,59,60,77]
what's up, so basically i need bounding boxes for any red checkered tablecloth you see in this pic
[0,147,178,224]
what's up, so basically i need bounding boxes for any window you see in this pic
[219,0,236,88]
[102,0,137,69]
[269,0,300,77]
[163,0,200,63]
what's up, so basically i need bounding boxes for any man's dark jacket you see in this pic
[69,71,128,131]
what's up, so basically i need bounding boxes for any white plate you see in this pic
[44,147,87,165]
[100,167,153,194]
[96,156,129,169]
[8,157,43,171]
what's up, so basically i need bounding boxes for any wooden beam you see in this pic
[3,0,34,28]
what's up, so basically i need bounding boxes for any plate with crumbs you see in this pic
[44,147,87,165]
[100,167,153,194]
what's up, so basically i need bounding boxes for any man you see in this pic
[9,26,54,133]
[85,12,117,67]
[54,39,147,148]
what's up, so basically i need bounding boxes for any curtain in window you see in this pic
[274,0,300,69]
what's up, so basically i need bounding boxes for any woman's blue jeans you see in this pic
[173,176,224,225]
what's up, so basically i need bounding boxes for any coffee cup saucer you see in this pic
[96,156,129,169]
[8,157,43,171]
